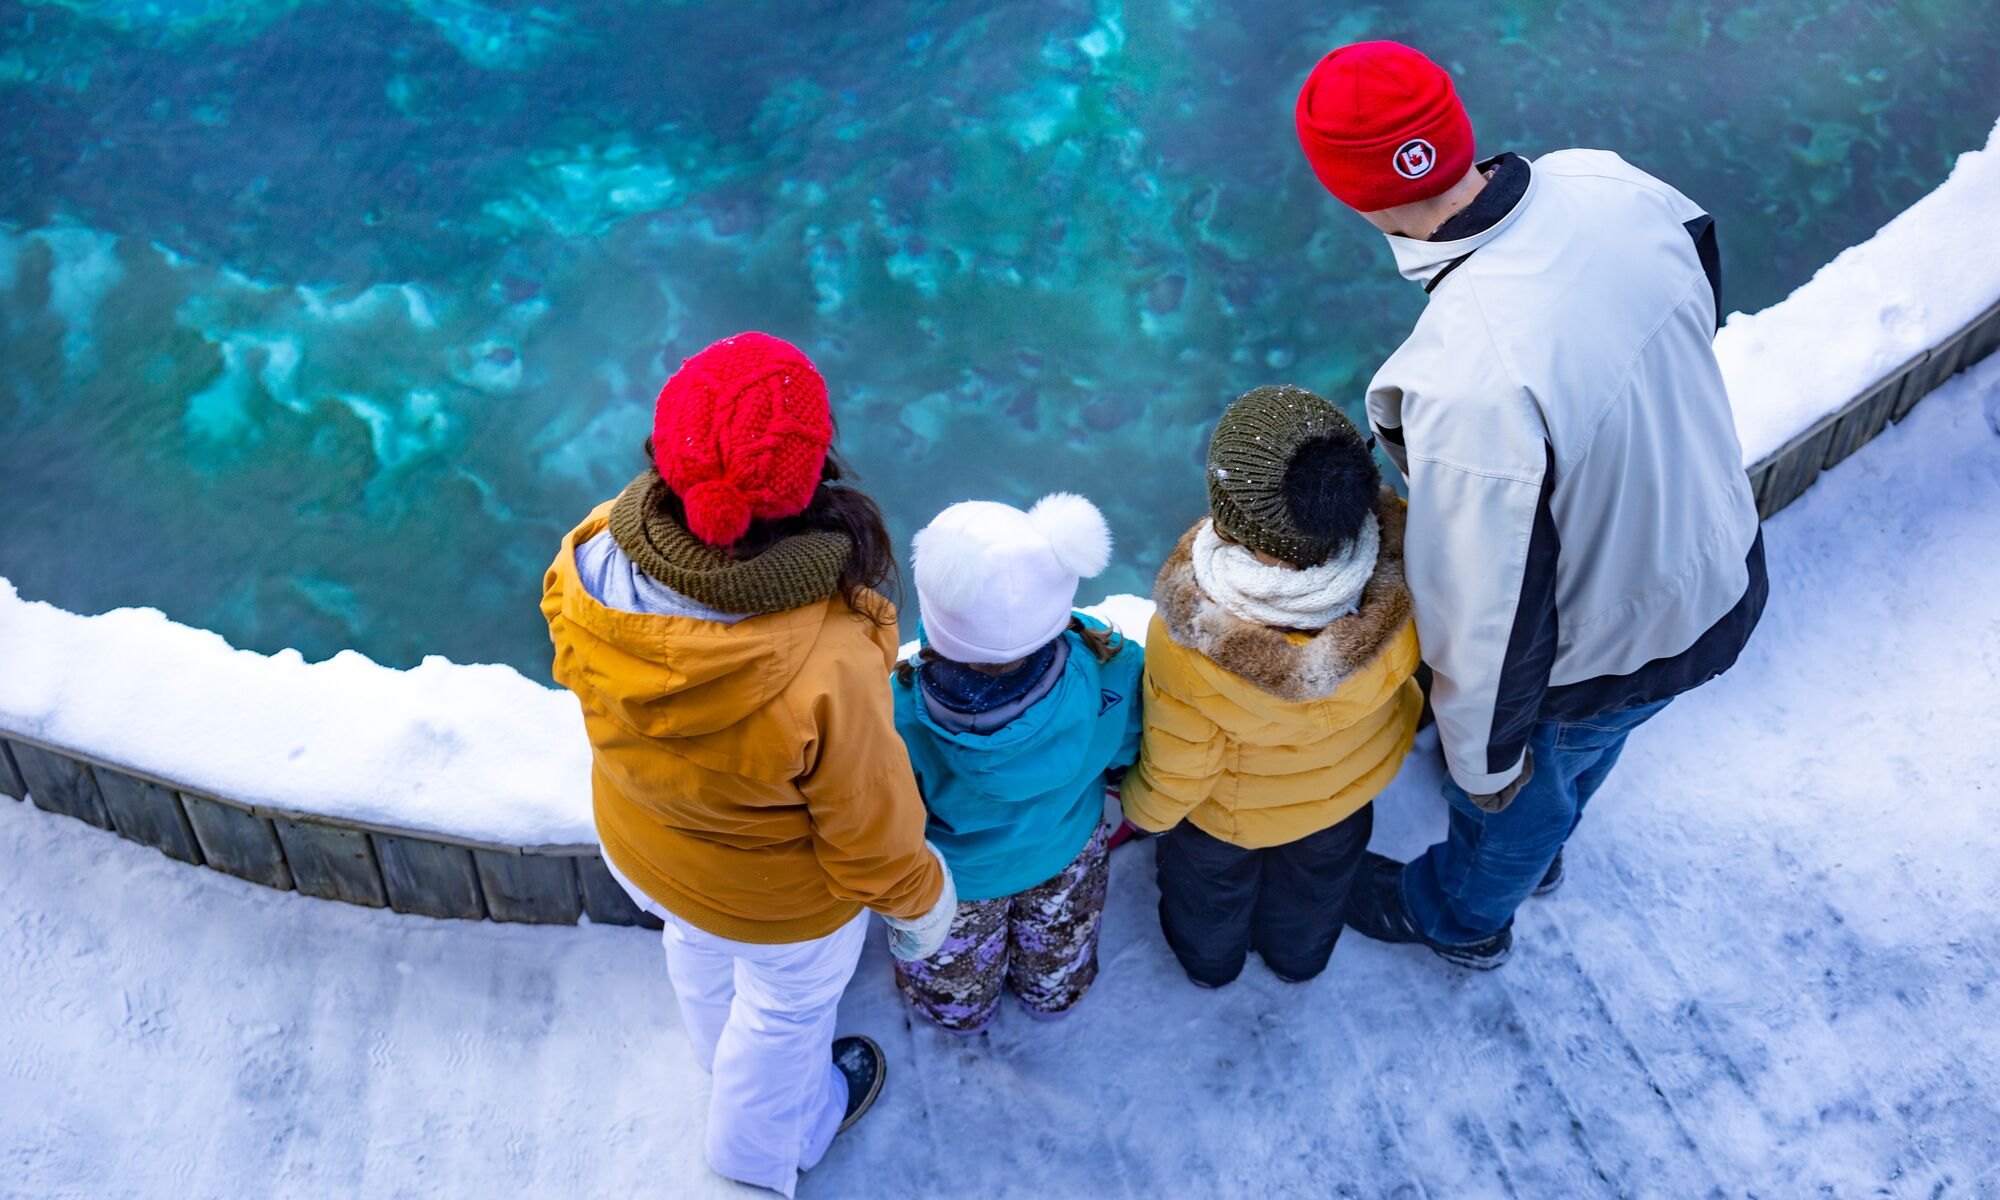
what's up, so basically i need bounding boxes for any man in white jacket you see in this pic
[1292,41,1766,968]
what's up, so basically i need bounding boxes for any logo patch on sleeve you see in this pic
[1100,689,1122,714]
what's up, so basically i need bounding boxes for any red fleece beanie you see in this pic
[1294,41,1475,212]
[651,331,833,547]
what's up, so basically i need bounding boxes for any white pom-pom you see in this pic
[1027,492,1112,578]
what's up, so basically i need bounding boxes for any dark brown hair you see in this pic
[643,438,900,622]
[894,616,1123,686]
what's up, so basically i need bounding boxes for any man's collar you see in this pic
[1429,152,1531,242]
[1380,152,1536,287]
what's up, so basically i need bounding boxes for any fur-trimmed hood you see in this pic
[1153,487,1413,703]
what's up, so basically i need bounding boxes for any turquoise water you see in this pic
[2,0,1995,677]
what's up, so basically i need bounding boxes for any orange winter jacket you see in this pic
[543,503,943,944]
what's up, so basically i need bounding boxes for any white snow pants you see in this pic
[602,855,863,1198]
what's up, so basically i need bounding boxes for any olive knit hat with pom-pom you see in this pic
[1207,384,1381,568]
[651,331,833,547]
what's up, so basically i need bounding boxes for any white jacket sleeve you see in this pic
[1370,296,1563,799]
[1405,440,1561,797]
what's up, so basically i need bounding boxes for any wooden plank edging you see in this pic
[13,741,112,831]
[377,834,487,921]
[0,740,26,800]
[1746,295,2000,518]
[182,791,294,892]
[474,851,583,925]
[274,819,388,908]
[96,770,204,866]
[0,735,636,926]
[0,729,594,857]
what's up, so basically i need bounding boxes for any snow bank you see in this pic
[5,116,2000,845]
[0,582,1160,846]
[1718,114,2000,463]
[0,581,594,846]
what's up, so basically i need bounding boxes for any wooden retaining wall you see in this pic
[0,732,658,930]
[1744,294,2000,517]
[4,292,1998,928]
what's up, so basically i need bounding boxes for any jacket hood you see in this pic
[908,627,1111,798]
[545,504,854,745]
[1155,487,1413,705]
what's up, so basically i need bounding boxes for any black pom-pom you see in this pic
[1281,434,1380,554]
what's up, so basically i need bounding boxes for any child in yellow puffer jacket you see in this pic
[1123,385,1422,987]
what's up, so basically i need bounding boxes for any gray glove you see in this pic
[883,843,957,961]
[1468,748,1534,815]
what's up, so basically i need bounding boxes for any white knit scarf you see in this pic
[1190,514,1379,630]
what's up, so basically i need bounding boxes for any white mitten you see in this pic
[884,844,957,961]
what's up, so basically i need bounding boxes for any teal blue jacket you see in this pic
[892,618,1145,901]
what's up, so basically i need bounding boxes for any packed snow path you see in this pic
[6,364,2000,1198]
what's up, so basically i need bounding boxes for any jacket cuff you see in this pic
[1119,781,1178,834]
[872,852,946,921]
[1448,754,1525,798]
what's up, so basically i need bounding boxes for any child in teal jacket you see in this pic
[891,493,1144,1031]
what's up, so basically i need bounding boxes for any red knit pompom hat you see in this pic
[1294,41,1474,212]
[651,331,833,547]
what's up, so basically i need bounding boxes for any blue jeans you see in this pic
[1403,698,1671,944]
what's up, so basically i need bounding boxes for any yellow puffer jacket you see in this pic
[1123,490,1423,849]
[543,502,943,944]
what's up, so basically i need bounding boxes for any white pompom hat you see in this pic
[912,493,1113,665]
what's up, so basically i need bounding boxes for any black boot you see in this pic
[1533,849,1564,897]
[833,1036,886,1133]
[1343,852,1513,970]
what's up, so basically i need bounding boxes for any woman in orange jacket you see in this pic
[542,332,953,1198]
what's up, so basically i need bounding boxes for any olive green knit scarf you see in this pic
[606,470,851,616]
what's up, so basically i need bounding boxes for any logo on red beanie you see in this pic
[1393,138,1437,180]
[1294,41,1474,212]
[650,332,833,547]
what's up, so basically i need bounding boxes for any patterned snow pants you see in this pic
[893,822,1112,1032]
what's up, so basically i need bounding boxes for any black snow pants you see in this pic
[1155,803,1374,987]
